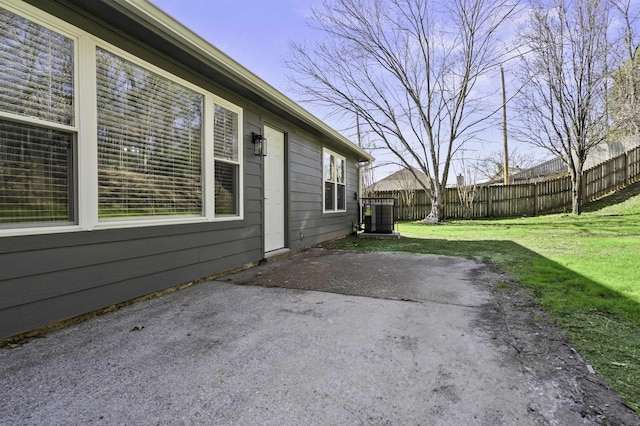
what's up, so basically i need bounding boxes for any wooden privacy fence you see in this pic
[374,146,640,220]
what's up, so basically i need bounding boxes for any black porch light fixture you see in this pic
[252,132,267,156]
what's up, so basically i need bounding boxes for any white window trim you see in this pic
[0,1,244,237]
[323,147,347,213]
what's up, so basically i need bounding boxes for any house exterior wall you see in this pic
[288,134,361,249]
[0,1,365,340]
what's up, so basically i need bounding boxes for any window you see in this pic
[0,7,76,227]
[0,3,244,234]
[213,104,240,216]
[323,148,346,212]
[96,48,203,220]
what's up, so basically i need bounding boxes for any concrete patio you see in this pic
[1,249,637,425]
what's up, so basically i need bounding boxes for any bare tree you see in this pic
[475,148,541,182]
[608,0,640,138]
[515,0,610,214]
[393,167,420,220]
[287,0,517,221]
[354,112,378,199]
[455,163,479,219]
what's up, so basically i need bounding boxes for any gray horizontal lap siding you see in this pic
[0,227,261,310]
[0,240,262,339]
[288,137,360,250]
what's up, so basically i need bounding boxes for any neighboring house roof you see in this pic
[369,168,431,192]
[64,0,373,163]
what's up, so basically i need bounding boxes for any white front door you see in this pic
[263,125,285,252]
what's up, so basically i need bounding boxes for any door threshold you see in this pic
[262,248,291,263]
[265,248,290,257]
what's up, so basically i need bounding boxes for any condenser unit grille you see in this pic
[362,199,397,234]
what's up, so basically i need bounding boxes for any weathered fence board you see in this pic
[372,146,640,220]
[626,148,640,185]
[531,176,572,214]
[585,154,628,201]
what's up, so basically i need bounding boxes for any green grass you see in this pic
[325,183,640,413]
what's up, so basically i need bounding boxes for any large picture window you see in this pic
[0,3,244,234]
[0,7,76,227]
[323,148,346,212]
[96,48,203,220]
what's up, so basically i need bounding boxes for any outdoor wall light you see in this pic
[252,132,267,156]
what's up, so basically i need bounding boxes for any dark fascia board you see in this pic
[55,0,373,163]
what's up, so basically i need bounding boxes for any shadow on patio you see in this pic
[321,235,640,415]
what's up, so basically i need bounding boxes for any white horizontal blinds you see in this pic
[336,157,346,210]
[96,48,203,219]
[214,104,238,162]
[0,7,74,125]
[0,120,73,225]
[213,104,239,216]
[0,7,75,226]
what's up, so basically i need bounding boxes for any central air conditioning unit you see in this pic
[363,200,395,234]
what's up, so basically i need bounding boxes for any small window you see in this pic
[96,48,203,220]
[213,104,240,216]
[323,148,346,212]
[0,7,76,227]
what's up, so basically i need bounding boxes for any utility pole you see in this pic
[356,112,362,148]
[501,65,509,185]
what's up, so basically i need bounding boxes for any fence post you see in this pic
[625,151,630,187]
[533,183,538,216]
[486,186,492,217]
[582,169,588,205]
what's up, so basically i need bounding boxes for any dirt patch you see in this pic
[473,262,640,425]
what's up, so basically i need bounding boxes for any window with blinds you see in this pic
[0,6,76,226]
[96,48,204,219]
[323,148,346,212]
[1,4,245,233]
[213,104,239,216]
[0,120,73,225]
[0,8,74,125]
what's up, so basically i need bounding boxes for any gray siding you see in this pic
[0,1,364,340]
[287,135,360,250]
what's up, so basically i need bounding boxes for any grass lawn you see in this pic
[325,183,640,414]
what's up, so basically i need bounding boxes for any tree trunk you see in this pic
[429,186,445,222]
[570,169,583,215]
